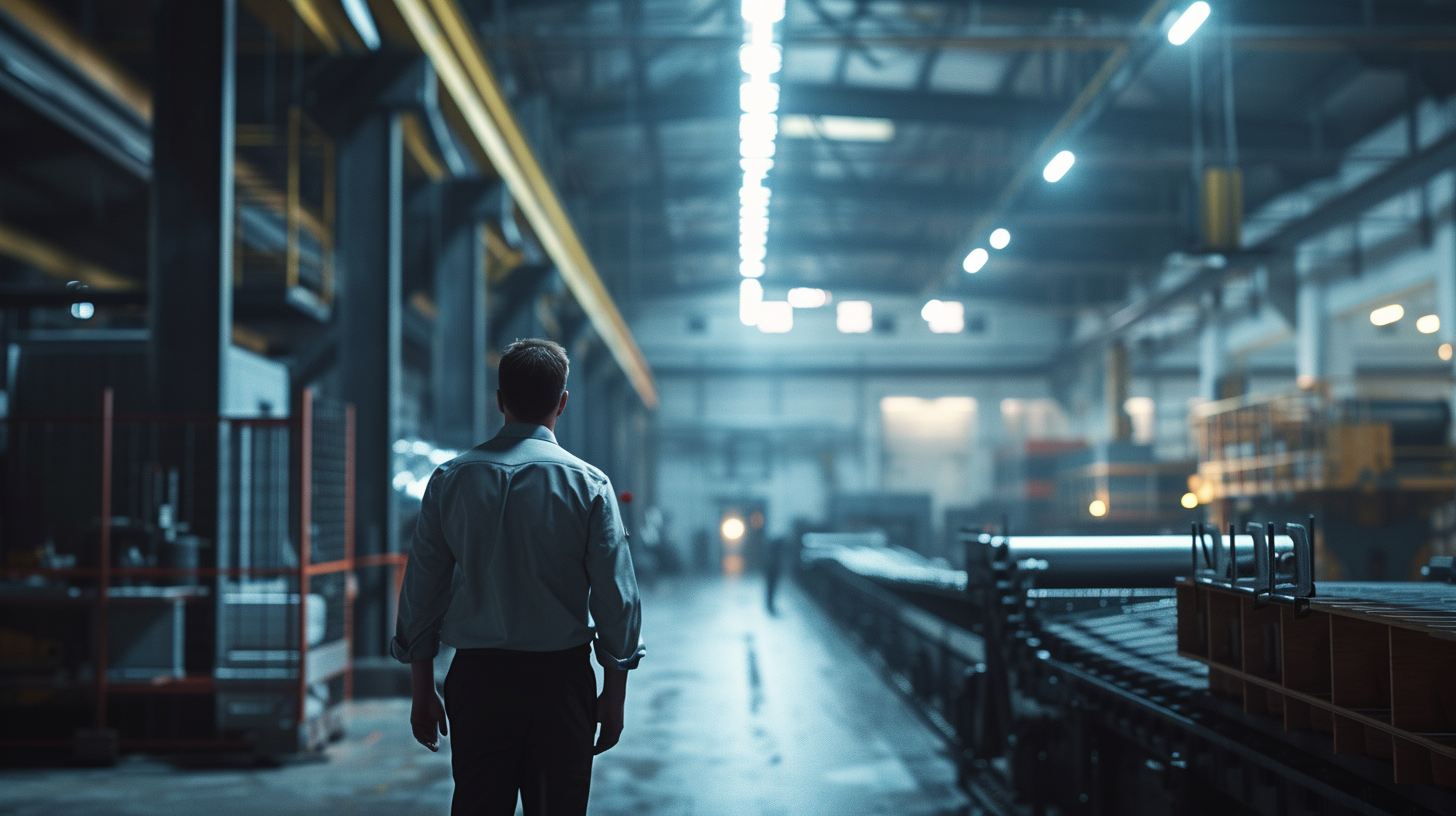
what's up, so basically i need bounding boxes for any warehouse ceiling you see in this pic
[467,0,1456,309]
[4,0,1456,322]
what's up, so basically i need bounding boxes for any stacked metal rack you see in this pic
[1191,392,1454,499]
[1189,390,1455,581]
[797,528,1456,815]
[0,389,406,761]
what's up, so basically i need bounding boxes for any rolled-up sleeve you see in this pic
[585,479,645,671]
[390,468,456,663]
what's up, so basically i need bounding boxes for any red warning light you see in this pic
[618,491,633,504]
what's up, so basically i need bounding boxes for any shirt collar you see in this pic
[495,423,558,445]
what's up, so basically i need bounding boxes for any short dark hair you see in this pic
[498,338,569,421]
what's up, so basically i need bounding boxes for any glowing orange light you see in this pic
[721,517,746,541]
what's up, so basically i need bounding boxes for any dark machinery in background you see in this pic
[798,527,1456,815]
[1192,393,1455,581]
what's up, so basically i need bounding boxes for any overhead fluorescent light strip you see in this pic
[781,114,894,142]
[1167,2,1211,46]
[738,0,786,332]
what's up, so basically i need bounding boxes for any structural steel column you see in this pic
[1326,314,1357,399]
[147,0,235,545]
[1439,219,1456,442]
[149,0,234,412]
[1295,277,1326,390]
[432,186,493,450]
[1106,342,1132,442]
[1198,317,1228,402]
[1296,276,1354,398]
[338,113,403,655]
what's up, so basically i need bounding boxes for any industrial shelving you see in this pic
[0,389,406,759]
[1190,388,1455,500]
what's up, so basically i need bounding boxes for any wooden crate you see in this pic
[1177,580,1456,787]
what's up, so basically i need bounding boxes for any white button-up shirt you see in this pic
[391,423,644,670]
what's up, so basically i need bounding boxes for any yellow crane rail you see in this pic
[392,0,657,408]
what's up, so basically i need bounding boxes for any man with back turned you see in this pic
[392,338,644,816]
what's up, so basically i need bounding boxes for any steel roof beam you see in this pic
[486,25,1456,52]
[559,83,1310,149]
[1079,124,1456,353]
[673,234,1158,266]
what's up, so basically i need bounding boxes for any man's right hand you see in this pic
[594,668,629,754]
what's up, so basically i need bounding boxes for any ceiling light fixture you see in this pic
[921,300,965,334]
[787,287,830,308]
[741,0,785,25]
[836,301,873,333]
[962,247,989,274]
[740,278,763,325]
[735,0,783,321]
[341,0,381,50]
[1167,2,1212,46]
[739,113,778,142]
[1370,304,1404,326]
[1043,150,1076,183]
[739,82,780,114]
[989,228,1010,250]
[739,43,782,76]
[740,158,774,177]
[757,301,793,333]
[780,114,895,142]
[739,138,776,159]
[1417,314,1440,334]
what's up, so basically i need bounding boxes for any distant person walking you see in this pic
[392,339,644,816]
[764,536,785,614]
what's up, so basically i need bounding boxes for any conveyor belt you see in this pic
[1311,581,1456,641]
[802,538,1456,815]
[1040,599,1209,690]
[804,533,1299,593]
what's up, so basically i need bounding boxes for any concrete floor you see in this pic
[0,576,966,816]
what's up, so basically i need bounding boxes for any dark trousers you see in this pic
[444,644,597,816]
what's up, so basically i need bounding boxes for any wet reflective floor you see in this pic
[590,575,965,815]
[0,576,966,815]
